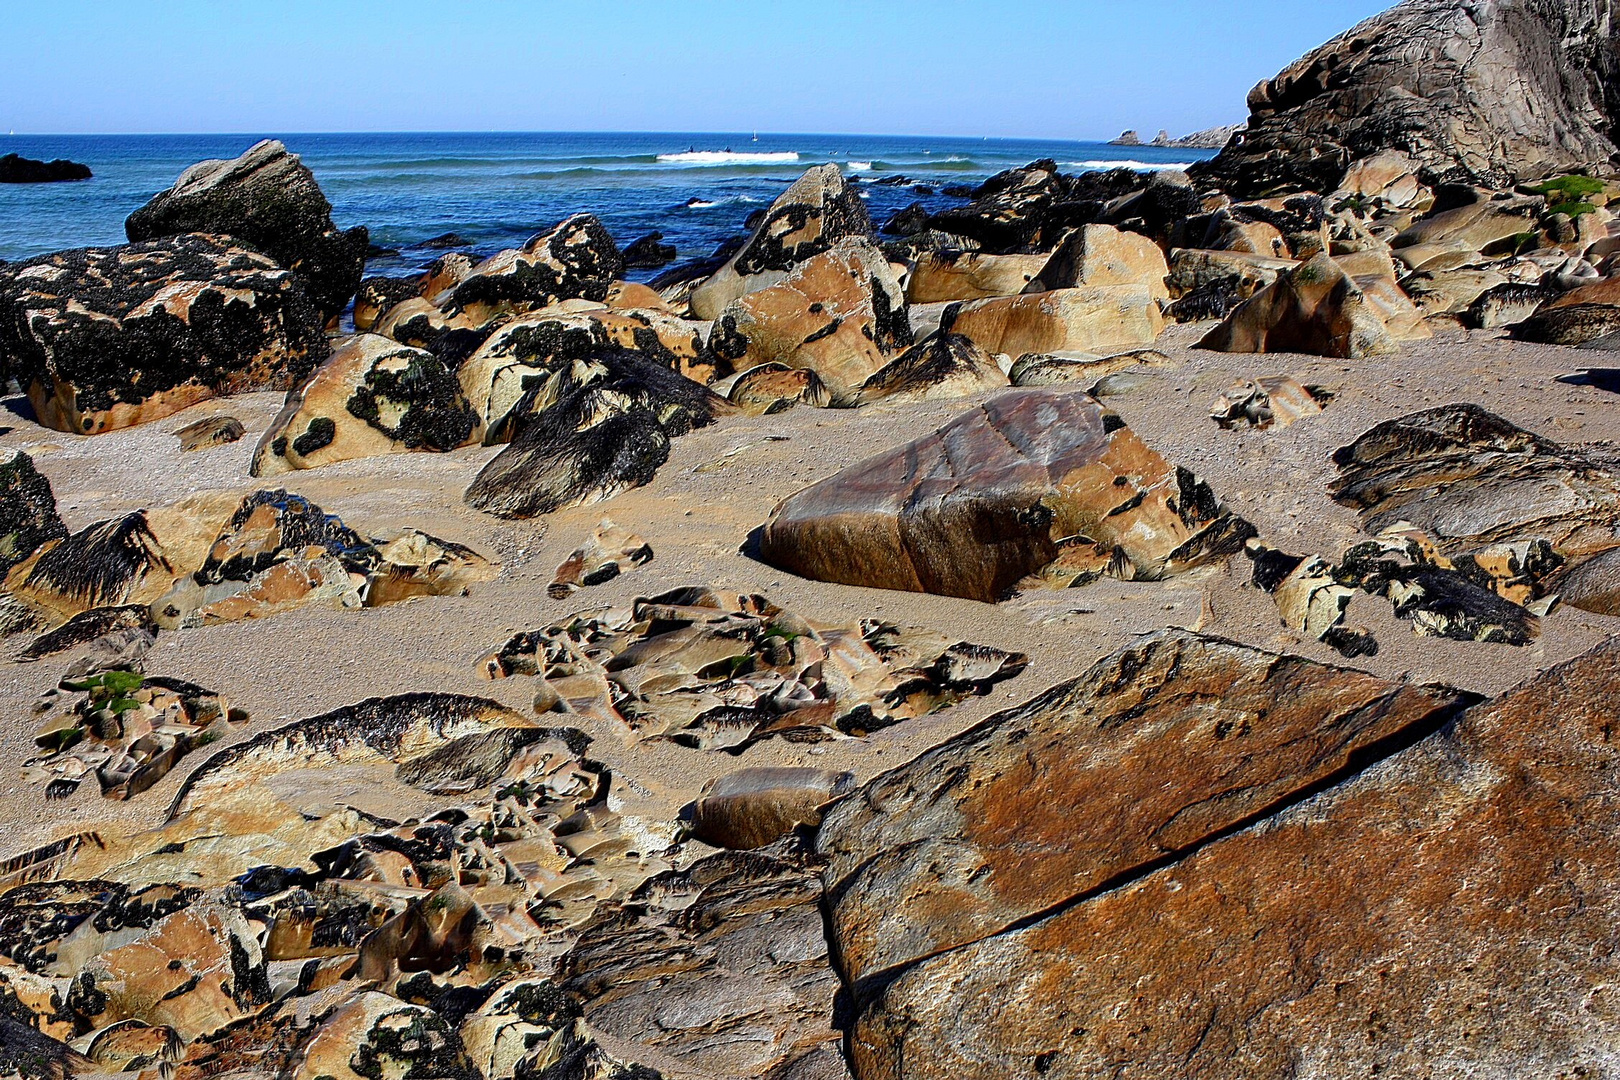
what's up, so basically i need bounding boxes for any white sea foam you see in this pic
[657,151,801,165]
[848,161,874,172]
[1067,159,1199,171]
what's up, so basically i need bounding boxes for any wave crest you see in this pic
[656,150,802,165]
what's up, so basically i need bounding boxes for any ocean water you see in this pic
[0,132,1215,279]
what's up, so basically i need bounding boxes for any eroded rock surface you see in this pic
[760,390,1253,602]
[125,140,367,323]
[830,633,1620,1079]
[0,235,329,434]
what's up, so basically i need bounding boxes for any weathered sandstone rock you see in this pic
[1198,252,1403,358]
[819,630,1471,995]
[0,235,328,434]
[464,349,729,518]
[708,237,912,401]
[252,334,478,475]
[834,633,1620,1078]
[760,390,1253,602]
[1029,223,1171,302]
[548,518,653,599]
[904,249,1050,303]
[944,286,1164,358]
[689,768,855,850]
[1331,402,1620,557]
[727,363,833,415]
[443,214,623,325]
[855,333,1008,405]
[1210,376,1327,429]
[174,415,246,452]
[126,140,367,323]
[691,165,875,320]
[1191,0,1620,195]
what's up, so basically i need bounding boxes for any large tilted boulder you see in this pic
[464,348,731,518]
[708,236,913,401]
[252,334,479,476]
[826,630,1620,1078]
[442,214,624,325]
[0,235,329,434]
[905,249,1052,303]
[1191,0,1620,196]
[1197,252,1412,358]
[1028,223,1172,301]
[691,164,875,319]
[759,390,1253,602]
[125,140,367,323]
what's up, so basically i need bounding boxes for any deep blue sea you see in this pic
[0,132,1215,280]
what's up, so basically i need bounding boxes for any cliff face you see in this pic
[1193,0,1620,196]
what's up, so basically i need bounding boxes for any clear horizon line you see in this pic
[1,126,1228,144]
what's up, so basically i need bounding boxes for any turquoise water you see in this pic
[0,132,1214,277]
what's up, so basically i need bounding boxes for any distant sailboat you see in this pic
[752,131,759,142]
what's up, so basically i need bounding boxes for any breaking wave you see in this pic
[656,151,802,165]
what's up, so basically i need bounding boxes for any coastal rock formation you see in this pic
[0,234,329,434]
[478,585,1025,751]
[548,518,653,598]
[708,236,912,401]
[1198,253,1407,358]
[1029,223,1171,301]
[444,214,624,325]
[1007,348,1171,387]
[0,450,67,579]
[819,630,1470,984]
[691,164,875,319]
[353,275,423,332]
[174,416,246,452]
[125,140,367,323]
[621,230,677,269]
[1331,403,1620,557]
[926,160,1073,252]
[0,154,91,183]
[1210,376,1327,429]
[759,390,1253,602]
[464,349,730,518]
[943,287,1165,370]
[252,334,478,475]
[828,633,1620,1078]
[688,767,856,850]
[458,307,709,441]
[727,363,833,414]
[905,249,1050,303]
[1191,0,1620,196]
[855,333,1009,405]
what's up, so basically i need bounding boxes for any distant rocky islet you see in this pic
[6,1,1620,1078]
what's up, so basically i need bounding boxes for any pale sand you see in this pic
[0,321,1615,858]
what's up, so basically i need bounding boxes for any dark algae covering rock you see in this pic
[125,139,367,323]
[0,451,66,577]
[0,234,328,434]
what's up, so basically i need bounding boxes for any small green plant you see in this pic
[1532,174,1606,202]
[1549,200,1599,219]
[62,670,145,715]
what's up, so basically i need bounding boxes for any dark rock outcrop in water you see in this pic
[126,139,368,323]
[1192,0,1620,196]
[0,153,91,183]
[0,234,329,434]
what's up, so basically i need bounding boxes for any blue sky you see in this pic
[5,1,1391,137]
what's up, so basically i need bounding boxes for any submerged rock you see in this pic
[125,140,367,323]
[252,334,478,475]
[0,235,329,434]
[691,164,875,320]
[831,633,1620,1077]
[479,586,1025,751]
[0,154,91,184]
[760,390,1253,602]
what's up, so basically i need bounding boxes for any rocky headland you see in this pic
[3,1,1620,1077]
